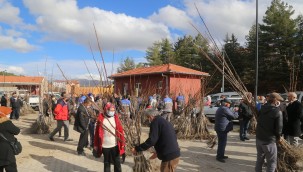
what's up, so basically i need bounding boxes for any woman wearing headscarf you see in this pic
[93,102,125,172]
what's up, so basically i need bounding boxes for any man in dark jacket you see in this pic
[215,98,239,163]
[75,97,92,156]
[0,94,7,107]
[0,112,20,172]
[238,92,253,141]
[132,109,180,172]
[10,93,23,120]
[42,94,50,117]
[255,92,283,172]
[285,92,303,146]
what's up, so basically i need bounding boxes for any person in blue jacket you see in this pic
[121,95,132,121]
[176,93,185,115]
[214,98,238,163]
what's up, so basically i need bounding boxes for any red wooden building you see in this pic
[109,63,209,102]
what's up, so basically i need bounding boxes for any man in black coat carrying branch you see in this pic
[131,109,180,172]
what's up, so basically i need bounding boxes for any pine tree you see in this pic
[174,35,200,69]
[117,57,136,73]
[160,38,175,64]
[244,25,259,88]
[145,41,162,66]
[259,0,298,92]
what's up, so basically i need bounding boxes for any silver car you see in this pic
[204,97,242,120]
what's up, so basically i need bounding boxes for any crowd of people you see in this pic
[43,92,181,172]
[214,92,303,172]
[1,93,23,120]
[1,89,303,172]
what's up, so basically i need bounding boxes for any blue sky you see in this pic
[0,0,302,80]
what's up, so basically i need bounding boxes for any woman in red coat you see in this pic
[94,102,125,172]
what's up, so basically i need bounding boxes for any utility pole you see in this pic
[255,0,259,102]
[221,51,225,93]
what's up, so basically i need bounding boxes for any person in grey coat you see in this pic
[215,98,238,163]
[255,92,283,172]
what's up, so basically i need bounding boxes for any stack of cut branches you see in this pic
[30,98,54,134]
[191,5,258,132]
[31,113,51,134]
[174,114,213,140]
[20,102,35,116]
[173,76,213,139]
[119,99,152,172]
[277,139,303,172]
[132,152,152,172]
[192,4,303,170]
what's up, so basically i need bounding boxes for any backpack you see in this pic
[0,133,22,155]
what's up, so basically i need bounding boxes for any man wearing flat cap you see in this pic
[214,98,239,163]
[131,109,180,172]
[255,92,283,172]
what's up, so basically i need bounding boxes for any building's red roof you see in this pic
[0,76,44,84]
[110,63,209,78]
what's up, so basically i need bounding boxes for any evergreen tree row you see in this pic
[118,0,303,94]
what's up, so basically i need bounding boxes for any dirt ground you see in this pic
[11,112,303,172]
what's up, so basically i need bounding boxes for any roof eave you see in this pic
[109,71,209,79]
[0,82,42,85]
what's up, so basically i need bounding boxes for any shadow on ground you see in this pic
[28,141,100,162]
[178,144,256,172]
[30,154,98,172]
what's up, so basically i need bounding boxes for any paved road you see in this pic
[13,113,301,172]
[14,113,134,172]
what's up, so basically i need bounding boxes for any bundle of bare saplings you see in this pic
[192,4,303,171]
[31,113,51,134]
[276,139,303,171]
[30,101,53,134]
[172,91,215,142]
[113,93,153,172]
[20,101,35,116]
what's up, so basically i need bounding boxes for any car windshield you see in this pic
[212,99,242,107]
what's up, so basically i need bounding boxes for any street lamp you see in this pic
[221,50,225,93]
[255,0,259,102]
